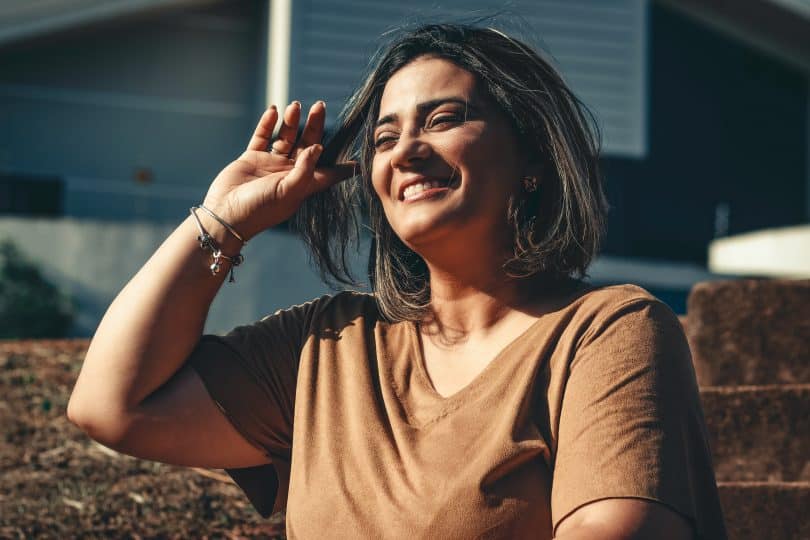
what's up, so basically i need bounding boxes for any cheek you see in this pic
[465,134,522,186]
[370,158,389,199]
[449,127,504,174]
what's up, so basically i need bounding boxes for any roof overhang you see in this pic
[0,0,220,47]
[658,0,810,73]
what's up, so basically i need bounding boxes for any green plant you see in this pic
[0,239,73,338]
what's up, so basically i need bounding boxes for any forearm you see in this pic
[68,212,242,425]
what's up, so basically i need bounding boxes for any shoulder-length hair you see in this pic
[292,23,608,322]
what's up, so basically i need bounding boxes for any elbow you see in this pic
[66,393,131,451]
[66,394,92,432]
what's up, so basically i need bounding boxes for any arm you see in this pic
[555,498,694,539]
[550,297,724,539]
[67,101,350,468]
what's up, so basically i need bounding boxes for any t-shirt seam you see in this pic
[572,295,662,352]
[190,336,280,458]
[552,494,699,538]
[206,334,296,426]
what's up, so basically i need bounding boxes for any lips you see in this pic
[397,176,452,201]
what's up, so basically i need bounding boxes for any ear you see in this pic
[522,157,546,185]
[521,175,539,193]
[520,159,545,193]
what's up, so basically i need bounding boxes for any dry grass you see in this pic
[0,340,285,539]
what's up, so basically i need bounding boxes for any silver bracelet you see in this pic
[196,204,247,245]
[189,207,245,283]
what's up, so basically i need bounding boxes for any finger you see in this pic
[293,101,326,157]
[312,162,359,190]
[246,106,278,152]
[280,143,323,198]
[271,101,301,155]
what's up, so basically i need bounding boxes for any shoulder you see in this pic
[275,291,382,339]
[568,282,677,324]
[572,282,662,313]
[558,282,685,351]
[264,291,377,322]
[308,290,379,322]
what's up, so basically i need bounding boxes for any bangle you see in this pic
[190,207,245,283]
[196,204,247,245]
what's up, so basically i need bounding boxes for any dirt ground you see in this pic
[0,340,285,539]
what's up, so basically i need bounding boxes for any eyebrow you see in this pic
[375,97,472,129]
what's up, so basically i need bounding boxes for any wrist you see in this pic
[194,200,249,252]
[188,206,246,283]
[201,195,260,235]
[194,211,245,256]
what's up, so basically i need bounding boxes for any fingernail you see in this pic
[312,144,323,156]
[317,100,326,109]
[292,101,301,108]
[269,104,276,110]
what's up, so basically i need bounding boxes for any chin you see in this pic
[390,211,464,251]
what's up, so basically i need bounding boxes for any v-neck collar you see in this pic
[383,314,548,428]
[410,314,550,402]
[385,279,593,427]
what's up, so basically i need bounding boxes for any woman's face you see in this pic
[371,56,526,254]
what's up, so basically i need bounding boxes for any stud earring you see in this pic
[522,175,538,193]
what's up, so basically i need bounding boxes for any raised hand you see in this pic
[201,101,354,241]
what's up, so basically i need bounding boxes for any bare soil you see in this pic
[0,340,285,539]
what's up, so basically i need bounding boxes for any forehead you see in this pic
[378,57,479,115]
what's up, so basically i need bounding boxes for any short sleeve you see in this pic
[551,299,727,539]
[187,296,328,515]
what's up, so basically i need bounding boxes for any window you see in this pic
[0,174,63,217]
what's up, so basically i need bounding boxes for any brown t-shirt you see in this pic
[189,283,727,539]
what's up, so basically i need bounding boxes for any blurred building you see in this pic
[0,0,807,334]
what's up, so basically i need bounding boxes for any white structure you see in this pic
[709,225,810,278]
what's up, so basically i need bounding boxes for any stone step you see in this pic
[700,384,810,482]
[685,279,810,386]
[718,481,810,540]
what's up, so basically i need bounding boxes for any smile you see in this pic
[404,180,446,199]
[398,176,453,202]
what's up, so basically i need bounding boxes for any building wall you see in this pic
[0,216,352,336]
[290,0,648,157]
[601,2,808,264]
[0,215,716,337]
[0,0,264,222]
[2,0,804,335]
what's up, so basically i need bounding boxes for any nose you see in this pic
[388,131,431,170]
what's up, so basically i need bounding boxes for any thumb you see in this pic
[280,144,323,198]
[312,162,358,190]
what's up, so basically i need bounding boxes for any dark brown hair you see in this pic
[292,23,608,322]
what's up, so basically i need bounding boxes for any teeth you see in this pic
[402,180,442,199]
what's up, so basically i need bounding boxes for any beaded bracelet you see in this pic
[189,206,245,283]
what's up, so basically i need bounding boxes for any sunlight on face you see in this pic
[371,56,525,255]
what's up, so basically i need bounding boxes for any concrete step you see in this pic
[700,384,810,482]
[685,279,810,386]
[719,481,810,540]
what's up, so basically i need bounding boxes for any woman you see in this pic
[68,24,726,539]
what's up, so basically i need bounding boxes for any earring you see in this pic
[522,175,538,193]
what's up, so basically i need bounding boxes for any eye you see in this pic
[428,112,463,128]
[373,133,398,150]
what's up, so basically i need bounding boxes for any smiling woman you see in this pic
[67,23,727,540]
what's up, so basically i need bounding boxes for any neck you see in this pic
[426,266,520,328]
[419,250,559,345]
[405,223,571,341]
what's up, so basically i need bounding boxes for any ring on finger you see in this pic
[269,146,292,158]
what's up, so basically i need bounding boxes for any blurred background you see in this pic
[0,0,807,337]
